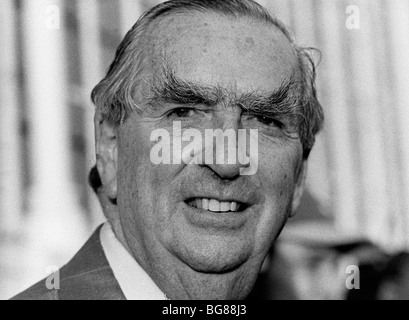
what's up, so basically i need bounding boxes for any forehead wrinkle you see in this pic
[145,12,297,70]
[143,12,206,67]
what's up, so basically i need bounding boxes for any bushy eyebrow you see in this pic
[150,67,223,106]
[238,77,301,118]
[148,65,301,118]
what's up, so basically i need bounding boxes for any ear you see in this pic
[290,160,307,217]
[95,111,118,201]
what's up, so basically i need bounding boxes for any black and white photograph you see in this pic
[1,0,408,301]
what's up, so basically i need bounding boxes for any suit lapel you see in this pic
[57,225,126,300]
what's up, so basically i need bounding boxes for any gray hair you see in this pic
[91,0,324,158]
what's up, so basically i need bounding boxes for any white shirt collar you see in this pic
[100,222,168,300]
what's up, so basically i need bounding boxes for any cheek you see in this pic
[253,145,302,244]
[117,125,180,229]
[259,145,301,196]
[117,126,157,217]
[118,121,168,181]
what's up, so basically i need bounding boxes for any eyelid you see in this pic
[166,106,197,118]
[242,110,277,120]
[242,112,285,127]
[168,103,213,113]
[164,105,191,114]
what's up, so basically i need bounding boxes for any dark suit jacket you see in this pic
[11,225,126,300]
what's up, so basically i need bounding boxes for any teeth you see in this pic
[209,199,219,212]
[195,198,202,209]
[188,198,241,212]
[202,198,209,210]
[220,202,230,212]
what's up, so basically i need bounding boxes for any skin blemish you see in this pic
[280,190,283,196]
[245,36,255,46]
[202,35,211,47]
[234,36,255,55]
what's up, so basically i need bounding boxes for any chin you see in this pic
[185,254,246,274]
[179,253,261,300]
[175,236,253,274]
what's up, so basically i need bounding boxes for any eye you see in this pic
[255,115,276,126]
[167,108,196,118]
[247,114,284,129]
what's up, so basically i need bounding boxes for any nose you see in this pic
[200,108,247,180]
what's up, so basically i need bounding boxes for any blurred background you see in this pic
[1,0,408,300]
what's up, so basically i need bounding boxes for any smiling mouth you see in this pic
[185,198,247,213]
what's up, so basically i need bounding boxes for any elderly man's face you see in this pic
[102,13,305,299]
